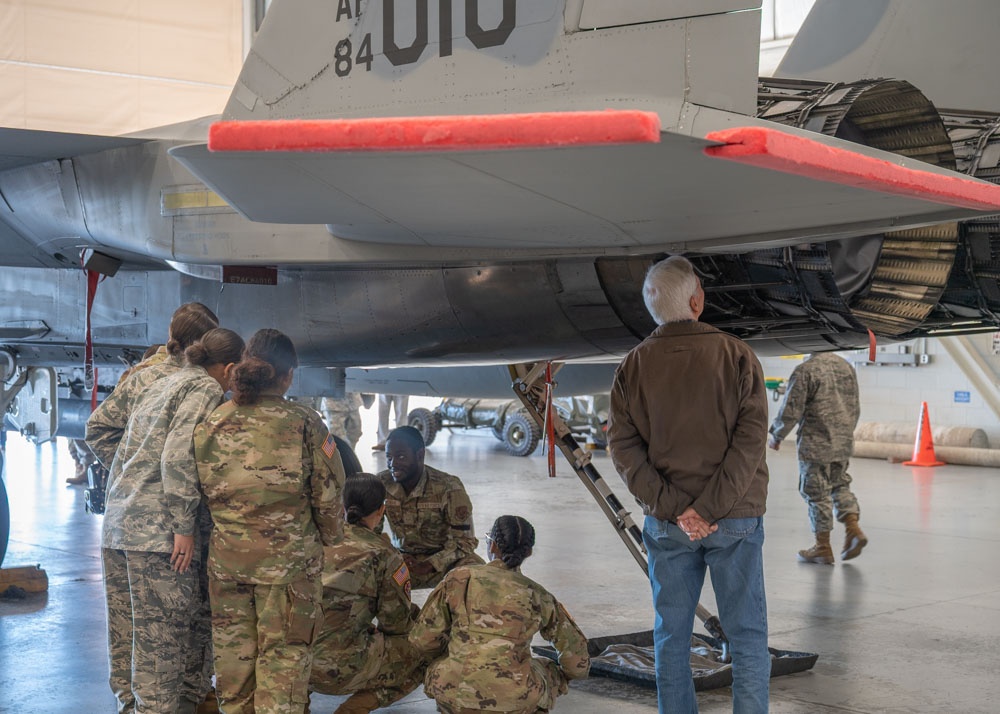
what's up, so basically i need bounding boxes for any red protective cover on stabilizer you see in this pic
[705,126,1000,211]
[208,110,662,152]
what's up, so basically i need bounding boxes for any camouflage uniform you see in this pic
[118,345,169,385]
[411,560,590,713]
[311,524,425,706]
[377,465,484,589]
[194,396,346,714]
[319,393,364,449]
[769,353,862,533]
[88,363,224,714]
[87,353,182,713]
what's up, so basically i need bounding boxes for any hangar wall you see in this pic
[758,332,1000,447]
[0,0,243,135]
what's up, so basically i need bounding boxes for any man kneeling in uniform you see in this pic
[377,427,483,589]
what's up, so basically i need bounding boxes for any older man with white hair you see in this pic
[608,255,771,714]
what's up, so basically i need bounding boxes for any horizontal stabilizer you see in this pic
[170,114,1000,251]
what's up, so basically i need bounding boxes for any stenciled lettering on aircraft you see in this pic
[332,0,517,77]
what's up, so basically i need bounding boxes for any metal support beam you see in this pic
[938,336,1000,423]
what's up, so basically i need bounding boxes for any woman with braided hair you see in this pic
[308,473,425,714]
[411,515,590,714]
[194,328,346,713]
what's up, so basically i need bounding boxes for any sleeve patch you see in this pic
[321,431,338,458]
[392,562,410,588]
[454,505,470,522]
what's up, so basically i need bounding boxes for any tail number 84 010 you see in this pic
[333,0,517,77]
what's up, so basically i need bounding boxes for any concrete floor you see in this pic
[2,416,999,713]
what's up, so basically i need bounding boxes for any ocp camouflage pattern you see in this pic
[377,465,482,588]
[194,395,345,584]
[311,523,425,706]
[410,560,589,712]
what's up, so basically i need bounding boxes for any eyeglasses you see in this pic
[483,533,494,544]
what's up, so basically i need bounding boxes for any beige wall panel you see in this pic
[0,62,26,127]
[139,0,242,83]
[25,1,140,74]
[0,0,243,133]
[0,2,26,62]
[138,80,230,130]
[26,66,139,135]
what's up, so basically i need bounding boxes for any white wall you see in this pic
[757,334,1000,447]
[0,0,243,135]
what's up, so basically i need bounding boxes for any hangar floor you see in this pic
[1,416,998,713]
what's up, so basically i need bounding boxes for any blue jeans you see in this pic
[644,515,770,714]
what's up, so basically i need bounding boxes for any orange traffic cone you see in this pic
[903,402,945,467]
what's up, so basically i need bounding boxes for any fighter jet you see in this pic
[3,0,1000,555]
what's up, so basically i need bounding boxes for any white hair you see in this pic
[642,256,700,325]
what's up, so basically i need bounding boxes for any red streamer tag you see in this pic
[868,329,877,363]
[84,268,100,395]
[545,362,556,479]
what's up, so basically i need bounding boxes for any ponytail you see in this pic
[488,515,535,569]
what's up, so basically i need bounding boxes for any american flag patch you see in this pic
[392,562,409,587]
[321,432,338,458]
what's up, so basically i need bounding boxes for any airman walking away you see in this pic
[768,352,868,563]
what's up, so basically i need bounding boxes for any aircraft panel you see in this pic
[346,362,617,399]
[579,0,760,29]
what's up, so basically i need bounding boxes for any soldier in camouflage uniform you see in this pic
[411,515,590,714]
[768,352,868,563]
[86,303,219,714]
[194,329,346,714]
[119,343,168,384]
[378,426,484,589]
[310,472,426,714]
[319,393,364,449]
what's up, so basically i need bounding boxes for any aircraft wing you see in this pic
[0,127,145,171]
[0,128,148,268]
[169,111,1000,252]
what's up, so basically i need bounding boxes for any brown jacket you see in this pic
[608,321,768,522]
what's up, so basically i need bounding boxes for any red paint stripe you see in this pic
[208,111,661,153]
[705,126,1000,211]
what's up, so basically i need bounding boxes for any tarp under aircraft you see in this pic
[535,630,818,691]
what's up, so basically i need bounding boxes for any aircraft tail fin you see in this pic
[778,0,1000,112]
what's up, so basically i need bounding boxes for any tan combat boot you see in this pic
[797,531,834,564]
[841,514,868,561]
[334,691,380,714]
[66,462,88,485]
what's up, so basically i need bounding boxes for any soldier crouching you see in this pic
[309,473,426,714]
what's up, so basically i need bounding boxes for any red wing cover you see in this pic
[208,110,662,152]
[705,126,1000,211]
